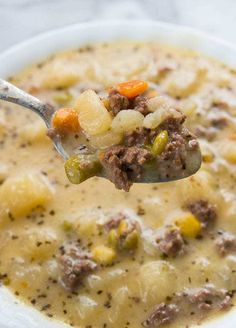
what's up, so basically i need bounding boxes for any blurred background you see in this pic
[0,0,236,52]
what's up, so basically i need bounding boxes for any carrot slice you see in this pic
[116,80,148,98]
[52,108,80,133]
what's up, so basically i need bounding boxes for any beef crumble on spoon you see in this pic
[50,79,201,191]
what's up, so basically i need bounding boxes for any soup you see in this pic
[0,41,236,328]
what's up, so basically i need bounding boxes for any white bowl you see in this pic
[0,20,236,328]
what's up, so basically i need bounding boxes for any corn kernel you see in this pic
[53,92,73,105]
[92,245,116,265]
[108,229,118,248]
[175,213,201,238]
[117,220,128,236]
[146,90,158,98]
[202,152,214,163]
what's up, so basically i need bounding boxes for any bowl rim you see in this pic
[0,19,236,328]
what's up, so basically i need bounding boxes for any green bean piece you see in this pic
[62,220,73,232]
[65,154,101,184]
[122,229,139,250]
[152,130,169,156]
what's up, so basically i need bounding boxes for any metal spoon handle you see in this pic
[0,78,54,127]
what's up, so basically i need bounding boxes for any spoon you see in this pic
[0,78,202,184]
[0,78,68,159]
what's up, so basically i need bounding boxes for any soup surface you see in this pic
[1,41,236,328]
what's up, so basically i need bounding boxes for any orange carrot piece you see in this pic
[116,80,148,98]
[52,108,80,133]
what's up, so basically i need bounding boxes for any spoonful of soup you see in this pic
[0,78,201,191]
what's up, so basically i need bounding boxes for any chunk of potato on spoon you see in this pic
[0,78,201,191]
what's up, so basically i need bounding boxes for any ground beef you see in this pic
[142,303,179,327]
[108,89,129,116]
[215,231,236,256]
[186,200,217,228]
[124,128,150,147]
[101,145,152,191]
[157,132,187,171]
[104,213,126,231]
[211,117,228,129]
[182,285,232,311]
[132,95,150,116]
[158,111,186,133]
[47,127,60,140]
[108,89,150,116]
[194,126,217,141]
[156,229,186,257]
[58,244,97,291]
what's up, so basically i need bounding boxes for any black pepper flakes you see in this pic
[137,205,145,216]
[41,304,51,311]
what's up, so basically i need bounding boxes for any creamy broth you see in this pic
[0,41,236,328]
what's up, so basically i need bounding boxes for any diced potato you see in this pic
[111,110,144,133]
[0,173,54,219]
[92,245,116,265]
[164,68,206,98]
[147,96,170,112]
[139,261,178,304]
[189,255,231,288]
[222,141,236,164]
[76,90,112,135]
[10,264,45,292]
[178,99,197,116]
[143,108,169,129]
[108,287,130,323]
[178,169,218,206]
[77,295,98,319]
[42,62,78,89]
[76,216,98,238]
[175,213,201,238]
[22,228,59,261]
[19,121,48,143]
[209,69,231,88]
[88,130,123,149]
